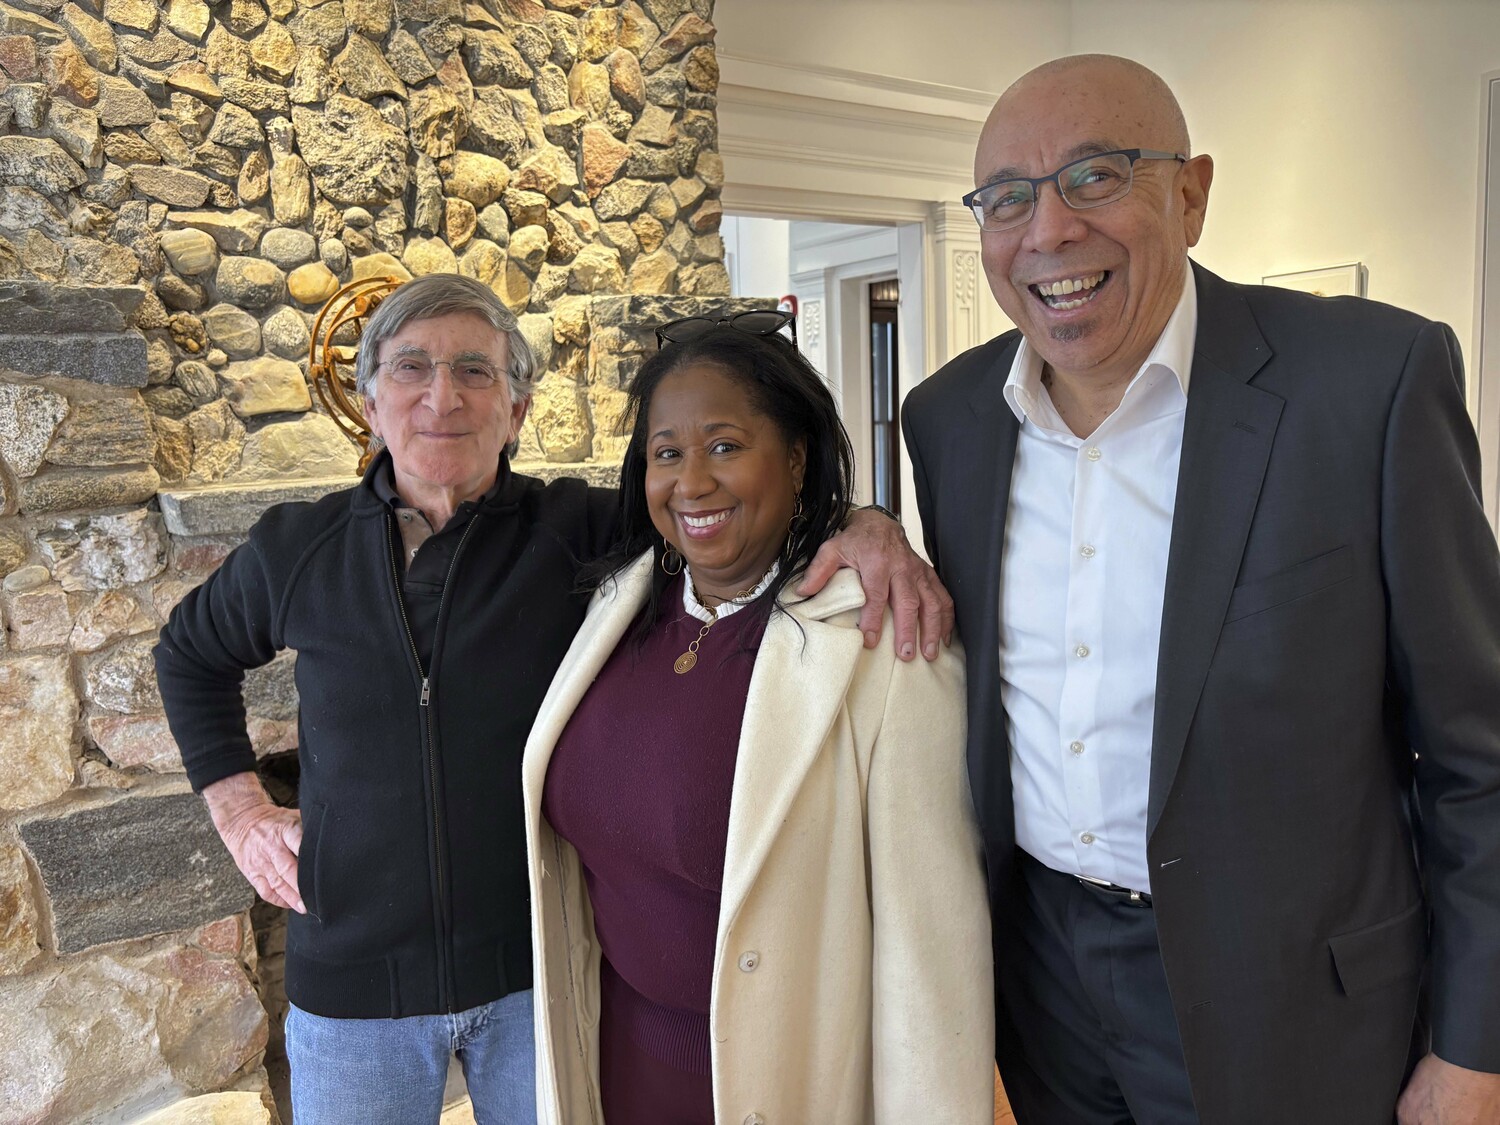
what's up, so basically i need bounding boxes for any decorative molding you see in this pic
[931,199,980,241]
[717,84,986,142]
[955,250,978,310]
[720,183,932,224]
[952,250,980,354]
[719,136,968,186]
[718,52,997,123]
[804,299,824,348]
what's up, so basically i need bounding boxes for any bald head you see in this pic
[977,55,1191,183]
[969,53,1214,395]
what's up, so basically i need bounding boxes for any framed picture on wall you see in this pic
[1262,262,1366,298]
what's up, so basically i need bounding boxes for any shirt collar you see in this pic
[1002,265,1198,428]
[681,561,781,625]
[371,453,510,523]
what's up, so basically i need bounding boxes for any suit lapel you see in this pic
[718,588,864,932]
[1148,267,1284,836]
[965,360,1021,842]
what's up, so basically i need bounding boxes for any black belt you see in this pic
[1075,874,1153,907]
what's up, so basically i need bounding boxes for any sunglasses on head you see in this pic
[653,309,798,349]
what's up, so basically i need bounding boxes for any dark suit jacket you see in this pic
[902,262,1500,1123]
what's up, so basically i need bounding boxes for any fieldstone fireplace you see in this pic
[0,0,744,1119]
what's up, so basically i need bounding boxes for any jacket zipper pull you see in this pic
[420,677,431,707]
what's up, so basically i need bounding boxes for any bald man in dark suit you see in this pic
[904,54,1500,1125]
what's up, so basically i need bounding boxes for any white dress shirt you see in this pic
[999,270,1196,893]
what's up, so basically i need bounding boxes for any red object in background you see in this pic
[778,295,798,317]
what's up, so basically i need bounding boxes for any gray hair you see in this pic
[354,273,538,404]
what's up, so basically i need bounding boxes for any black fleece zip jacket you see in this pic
[155,453,614,1018]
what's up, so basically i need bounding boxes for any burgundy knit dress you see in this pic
[542,572,768,1125]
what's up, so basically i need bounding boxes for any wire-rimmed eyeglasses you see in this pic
[378,349,501,390]
[654,309,798,350]
[963,148,1187,232]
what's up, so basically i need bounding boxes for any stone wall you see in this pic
[0,0,734,1119]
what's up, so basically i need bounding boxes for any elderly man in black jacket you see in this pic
[155,273,948,1125]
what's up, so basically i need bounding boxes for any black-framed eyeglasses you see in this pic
[654,309,798,349]
[963,148,1187,232]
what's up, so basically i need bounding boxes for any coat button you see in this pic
[744,1115,766,1125]
[738,951,760,972]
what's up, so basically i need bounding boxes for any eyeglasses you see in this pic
[963,149,1187,232]
[654,309,798,349]
[378,351,502,390]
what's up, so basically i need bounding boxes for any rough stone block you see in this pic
[0,525,25,578]
[0,842,41,975]
[0,332,149,387]
[233,413,357,482]
[286,261,337,306]
[45,392,156,467]
[20,792,253,951]
[159,228,220,276]
[0,941,266,1122]
[17,465,161,514]
[165,209,268,253]
[215,256,287,311]
[36,508,167,592]
[0,135,86,194]
[185,399,246,483]
[158,477,355,536]
[71,588,155,652]
[4,585,72,648]
[200,303,262,360]
[129,165,214,209]
[136,1091,273,1125]
[0,652,76,810]
[291,95,409,208]
[219,356,309,417]
[0,382,70,478]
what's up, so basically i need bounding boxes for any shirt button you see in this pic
[744,1115,766,1125]
[1080,832,1096,845]
[1080,544,1096,558]
[1069,740,1085,755]
[738,951,760,973]
[1074,643,1090,659]
[1085,447,1102,461]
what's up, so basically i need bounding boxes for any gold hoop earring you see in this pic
[787,493,806,535]
[660,544,684,575]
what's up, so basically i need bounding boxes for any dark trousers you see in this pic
[996,851,1199,1125]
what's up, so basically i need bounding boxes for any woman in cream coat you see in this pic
[521,318,993,1124]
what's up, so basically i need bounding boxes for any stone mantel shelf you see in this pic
[157,478,360,538]
[158,463,624,538]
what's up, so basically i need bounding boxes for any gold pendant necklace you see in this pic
[674,621,713,674]
[673,575,765,675]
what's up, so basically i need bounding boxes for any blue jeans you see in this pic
[285,990,536,1125]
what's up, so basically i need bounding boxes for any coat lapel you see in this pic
[718,576,865,932]
[1148,266,1284,836]
[965,357,1022,843]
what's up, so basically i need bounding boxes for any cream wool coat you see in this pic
[522,552,994,1125]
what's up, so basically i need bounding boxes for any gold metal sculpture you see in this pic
[306,275,404,473]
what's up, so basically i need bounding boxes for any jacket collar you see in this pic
[349,449,529,518]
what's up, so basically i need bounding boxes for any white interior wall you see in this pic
[721,214,791,302]
[716,0,1500,372]
[1069,0,1500,372]
[713,0,1068,94]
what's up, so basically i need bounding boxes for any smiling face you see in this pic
[974,56,1213,388]
[644,364,807,602]
[363,311,527,510]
